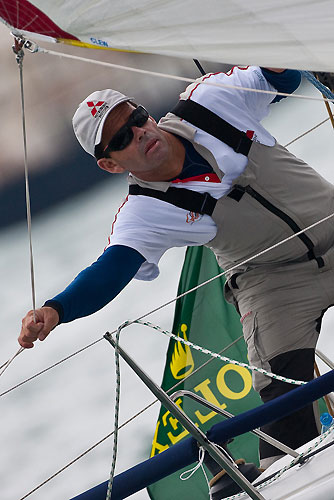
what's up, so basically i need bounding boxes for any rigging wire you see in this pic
[104,56,209,500]
[0,347,24,377]
[0,37,39,378]
[284,117,330,147]
[0,337,103,398]
[13,38,37,321]
[193,58,206,76]
[26,44,334,105]
[17,324,333,499]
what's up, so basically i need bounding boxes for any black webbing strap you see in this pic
[171,100,253,156]
[129,184,217,215]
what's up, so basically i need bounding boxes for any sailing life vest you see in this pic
[128,100,334,277]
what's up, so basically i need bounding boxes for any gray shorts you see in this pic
[227,247,334,391]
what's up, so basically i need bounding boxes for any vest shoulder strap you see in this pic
[171,99,252,156]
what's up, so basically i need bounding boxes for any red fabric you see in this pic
[171,173,220,184]
[0,0,78,40]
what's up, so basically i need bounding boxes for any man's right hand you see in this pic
[19,307,59,348]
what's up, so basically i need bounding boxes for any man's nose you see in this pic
[132,126,146,142]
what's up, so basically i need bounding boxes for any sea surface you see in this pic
[1,81,334,500]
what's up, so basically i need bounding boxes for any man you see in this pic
[19,66,334,468]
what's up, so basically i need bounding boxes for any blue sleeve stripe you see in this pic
[44,245,145,323]
[260,68,301,102]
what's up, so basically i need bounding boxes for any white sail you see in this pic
[1,0,334,71]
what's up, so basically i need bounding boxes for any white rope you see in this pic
[35,46,334,104]
[180,447,213,500]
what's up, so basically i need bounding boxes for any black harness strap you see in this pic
[171,99,253,156]
[128,184,217,216]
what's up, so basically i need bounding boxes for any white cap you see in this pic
[72,89,133,157]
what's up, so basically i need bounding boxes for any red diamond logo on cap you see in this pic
[87,101,105,117]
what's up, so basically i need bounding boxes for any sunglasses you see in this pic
[96,105,149,158]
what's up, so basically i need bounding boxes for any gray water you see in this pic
[1,81,334,500]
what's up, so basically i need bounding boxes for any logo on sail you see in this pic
[170,323,194,379]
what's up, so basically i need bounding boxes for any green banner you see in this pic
[148,246,262,499]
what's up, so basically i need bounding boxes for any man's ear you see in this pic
[97,158,126,174]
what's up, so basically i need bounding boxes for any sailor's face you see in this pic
[98,102,170,179]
